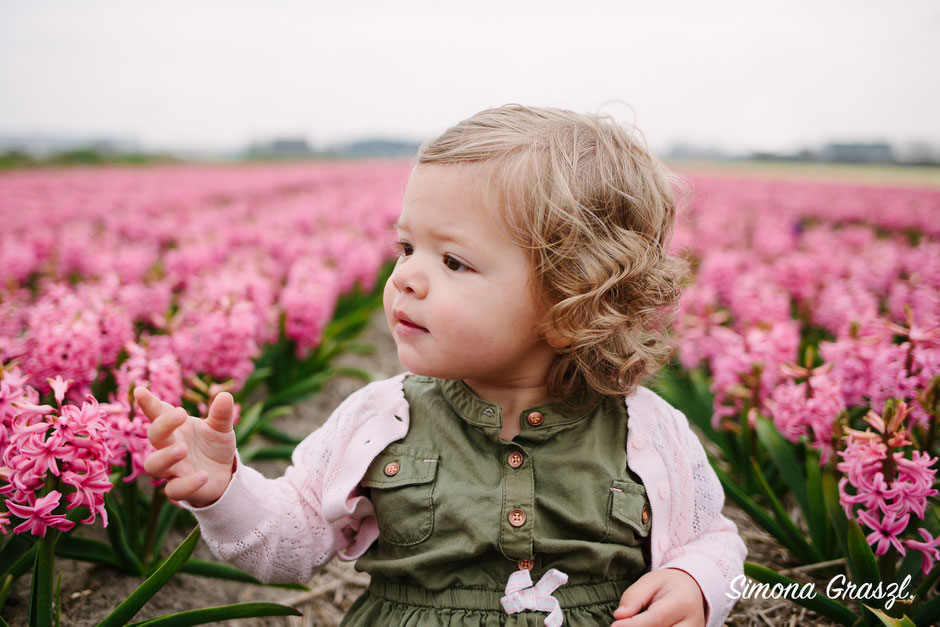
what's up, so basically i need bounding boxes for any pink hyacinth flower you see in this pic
[902,528,940,575]
[5,490,75,536]
[855,508,909,556]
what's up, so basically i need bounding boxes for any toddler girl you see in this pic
[138,104,746,626]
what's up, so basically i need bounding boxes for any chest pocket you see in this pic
[605,479,652,545]
[361,444,439,546]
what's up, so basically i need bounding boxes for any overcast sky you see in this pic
[1,0,938,154]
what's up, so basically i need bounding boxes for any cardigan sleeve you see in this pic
[179,397,360,584]
[657,404,747,627]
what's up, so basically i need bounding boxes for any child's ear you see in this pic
[543,325,573,349]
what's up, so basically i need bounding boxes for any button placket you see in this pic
[499,442,534,560]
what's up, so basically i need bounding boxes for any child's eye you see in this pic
[443,254,470,272]
[395,241,413,257]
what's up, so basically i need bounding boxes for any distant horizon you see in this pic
[2,0,938,159]
[1,131,936,165]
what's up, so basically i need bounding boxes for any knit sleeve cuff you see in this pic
[177,450,270,545]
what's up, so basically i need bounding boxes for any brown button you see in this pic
[508,508,527,527]
[641,504,650,524]
[384,461,400,476]
[507,451,524,468]
[526,411,544,426]
[517,559,534,570]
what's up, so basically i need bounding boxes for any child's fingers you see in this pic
[610,610,663,627]
[134,387,176,421]
[147,407,188,449]
[613,580,653,619]
[612,572,661,625]
[144,442,188,478]
[163,471,209,502]
[205,392,235,433]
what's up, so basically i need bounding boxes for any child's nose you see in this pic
[390,258,428,298]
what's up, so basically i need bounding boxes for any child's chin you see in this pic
[396,356,447,379]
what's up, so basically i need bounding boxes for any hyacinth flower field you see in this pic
[0,161,938,626]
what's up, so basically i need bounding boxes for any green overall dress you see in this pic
[341,376,652,626]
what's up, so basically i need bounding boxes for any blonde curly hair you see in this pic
[416,104,691,403]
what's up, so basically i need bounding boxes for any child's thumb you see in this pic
[205,392,235,433]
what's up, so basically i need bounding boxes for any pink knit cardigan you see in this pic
[183,373,747,626]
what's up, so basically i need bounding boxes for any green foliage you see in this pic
[660,361,939,622]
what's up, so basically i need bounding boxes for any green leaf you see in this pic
[322,306,373,342]
[235,366,272,401]
[257,422,303,445]
[263,370,332,407]
[0,534,36,578]
[99,526,201,627]
[104,494,144,575]
[148,499,182,568]
[5,544,37,581]
[233,400,264,443]
[895,547,923,589]
[743,562,858,625]
[755,416,810,514]
[125,602,301,626]
[714,464,804,557]
[241,444,297,462]
[822,471,849,553]
[329,365,377,383]
[342,342,376,355]
[750,457,823,563]
[55,571,62,627]
[261,404,294,421]
[0,573,14,616]
[845,519,881,592]
[121,466,142,556]
[55,536,123,570]
[179,559,306,589]
[803,448,833,558]
[863,606,918,626]
[911,592,940,626]
[737,406,754,489]
[911,565,940,607]
[652,367,726,455]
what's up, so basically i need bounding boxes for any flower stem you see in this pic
[878,548,896,586]
[142,484,167,566]
[28,528,59,626]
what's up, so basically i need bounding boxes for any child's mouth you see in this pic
[399,319,428,332]
[394,311,428,333]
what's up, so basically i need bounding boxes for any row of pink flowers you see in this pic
[1,161,410,536]
[1,161,410,398]
[671,174,940,573]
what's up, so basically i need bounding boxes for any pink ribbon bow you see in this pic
[500,568,569,626]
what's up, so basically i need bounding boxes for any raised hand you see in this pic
[136,387,237,507]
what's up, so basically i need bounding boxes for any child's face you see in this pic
[383,164,557,386]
